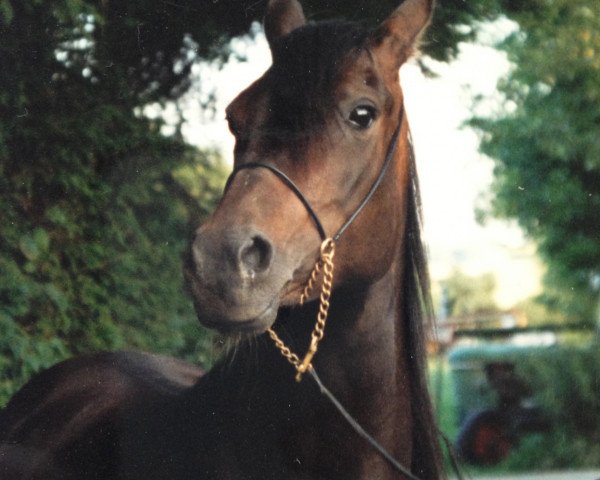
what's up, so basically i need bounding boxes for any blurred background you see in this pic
[1,0,599,476]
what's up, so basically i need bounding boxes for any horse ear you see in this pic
[264,0,306,48]
[371,0,434,71]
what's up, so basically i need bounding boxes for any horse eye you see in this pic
[348,105,377,129]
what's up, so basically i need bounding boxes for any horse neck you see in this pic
[310,262,406,409]
[266,240,412,479]
[197,149,420,478]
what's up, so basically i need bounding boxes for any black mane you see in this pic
[403,142,445,477]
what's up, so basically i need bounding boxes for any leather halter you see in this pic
[224,108,403,243]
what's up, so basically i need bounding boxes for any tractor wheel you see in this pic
[455,410,513,465]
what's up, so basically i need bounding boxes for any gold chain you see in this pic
[267,238,335,382]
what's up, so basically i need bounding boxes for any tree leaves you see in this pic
[473,0,600,323]
[0,0,227,405]
[18,229,49,262]
[0,0,14,24]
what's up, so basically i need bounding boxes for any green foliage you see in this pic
[0,0,228,406]
[513,297,567,326]
[507,345,600,470]
[0,130,226,405]
[471,0,600,324]
[440,269,499,317]
[442,344,600,473]
[281,0,502,63]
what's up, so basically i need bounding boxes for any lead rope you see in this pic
[308,367,423,480]
[267,238,335,382]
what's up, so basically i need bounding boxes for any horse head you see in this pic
[186,0,433,333]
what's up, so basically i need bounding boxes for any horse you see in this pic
[0,0,445,478]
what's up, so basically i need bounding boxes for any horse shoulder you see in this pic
[0,351,203,479]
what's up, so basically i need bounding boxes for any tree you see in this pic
[471,0,600,324]
[440,269,498,318]
[0,1,231,404]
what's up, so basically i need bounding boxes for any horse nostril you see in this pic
[238,235,273,278]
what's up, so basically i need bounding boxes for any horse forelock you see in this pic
[265,20,370,142]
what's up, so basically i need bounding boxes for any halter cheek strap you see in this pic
[332,122,400,242]
[224,115,402,243]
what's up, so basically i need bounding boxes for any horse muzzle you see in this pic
[185,226,290,333]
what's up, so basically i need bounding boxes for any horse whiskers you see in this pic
[219,331,267,374]
[219,333,243,371]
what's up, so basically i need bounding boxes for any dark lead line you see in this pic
[308,367,423,480]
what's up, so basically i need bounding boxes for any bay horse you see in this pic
[0,0,446,478]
